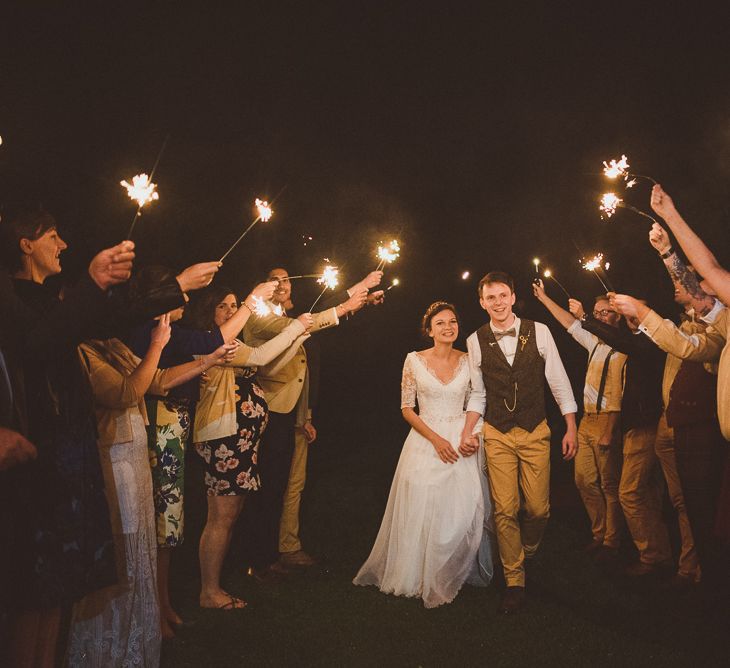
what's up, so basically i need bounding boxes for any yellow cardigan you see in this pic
[78,339,171,447]
[193,320,308,442]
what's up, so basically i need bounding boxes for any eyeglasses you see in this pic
[592,309,614,318]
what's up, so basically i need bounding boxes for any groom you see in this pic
[460,271,578,613]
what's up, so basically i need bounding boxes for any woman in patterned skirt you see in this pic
[189,286,312,609]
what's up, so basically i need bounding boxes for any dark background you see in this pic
[2,3,728,430]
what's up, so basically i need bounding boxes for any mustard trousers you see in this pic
[278,429,308,554]
[574,412,623,548]
[483,420,551,587]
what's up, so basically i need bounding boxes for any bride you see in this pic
[354,301,493,608]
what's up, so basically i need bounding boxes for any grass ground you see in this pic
[163,410,730,667]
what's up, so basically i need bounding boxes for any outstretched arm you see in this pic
[532,279,576,330]
[648,222,716,316]
[650,185,730,306]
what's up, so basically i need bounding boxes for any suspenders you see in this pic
[587,344,616,415]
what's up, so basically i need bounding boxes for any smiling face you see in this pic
[214,293,239,327]
[268,267,291,306]
[427,308,458,344]
[479,282,516,328]
[21,226,67,280]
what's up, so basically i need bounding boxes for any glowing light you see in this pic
[543,269,552,278]
[376,239,401,266]
[599,192,622,218]
[602,154,630,180]
[626,178,637,189]
[250,295,272,317]
[582,253,605,272]
[604,261,611,270]
[386,277,400,291]
[317,265,339,290]
[461,271,470,280]
[120,173,159,208]
[255,198,273,222]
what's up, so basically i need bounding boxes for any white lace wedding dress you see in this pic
[353,351,494,608]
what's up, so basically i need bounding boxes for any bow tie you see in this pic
[493,327,516,341]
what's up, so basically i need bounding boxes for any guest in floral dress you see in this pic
[189,286,312,609]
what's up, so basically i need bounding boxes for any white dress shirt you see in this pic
[465,316,577,418]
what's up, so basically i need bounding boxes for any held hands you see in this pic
[88,240,135,290]
[568,299,585,320]
[296,313,314,331]
[250,281,278,302]
[458,432,479,457]
[176,262,220,292]
[650,184,678,220]
[649,223,672,254]
[431,434,459,464]
[150,313,172,349]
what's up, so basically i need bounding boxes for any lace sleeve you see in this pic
[400,353,417,409]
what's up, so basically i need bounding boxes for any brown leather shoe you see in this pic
[498,586,525,614]
[249,565,288,584]
[279,550,317,568]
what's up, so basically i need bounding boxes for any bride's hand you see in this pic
[431,435,459,464]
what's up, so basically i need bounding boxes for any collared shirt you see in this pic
[466,316,578,417]
[567,320,626,413]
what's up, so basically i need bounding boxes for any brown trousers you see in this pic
[574,412,623,548]
[483,420,551,587]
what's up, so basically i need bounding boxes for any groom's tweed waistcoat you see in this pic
[477,319,546,434]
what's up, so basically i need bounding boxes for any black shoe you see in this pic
[249,565,287,584]
[498,586,525,614]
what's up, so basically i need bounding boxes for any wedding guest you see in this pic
[532,281,626,560]
[0,204,138,668]
[354,302,493,607]
[127,268,276,637]
[189,285,312,609]
[611,290,726,586]
[240,281,367,582]
[69,316,235,666]
[461,271,578,614]
[267,267,384,570]
[572,297,672,578]
[649,185,730,439]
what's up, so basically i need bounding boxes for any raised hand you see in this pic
[297,313,314,330]
[650,184,678,220]
[649,222,672,254]
[367,290,385,306]
[88,240,135,290]
[431,434,459,464]
[341,288,368,315]
[610,294,648,321]
[151,313,172,348]
[532,278,546,302]
[250,281,278,302]
[568,298,585,320]
[176,262,221,292]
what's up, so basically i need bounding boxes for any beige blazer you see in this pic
[242,306,338,414]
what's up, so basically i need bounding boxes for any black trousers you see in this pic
[241,409,297,569]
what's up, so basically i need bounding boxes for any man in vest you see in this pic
[532,281,626,561]
[461,271,578,614]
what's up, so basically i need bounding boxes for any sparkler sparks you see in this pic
[376,240,401,271]
[581,253,614,292]
[120,173,159,209]
[599,192,622,218]
[602,154,630,180]
[255,198,273,222]
[250,296,272,317]
[582,253,605,272]
[317,265,340,291]
[387,278,400,291]
[461,271,470,280]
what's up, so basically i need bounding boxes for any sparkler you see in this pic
[386,278,400,291]
[250,295,272,317]
[580,253,615,293]
[375,240,401,271]
[461,271,470,280]
[123,134,170,239]
[533,258,540,275]
[309,264,340,312]
[599,192,659,224]
[219,197,274,263]
[542,269,570,299]
[602,154,658,186]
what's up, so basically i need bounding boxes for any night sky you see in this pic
[2,4,729,416]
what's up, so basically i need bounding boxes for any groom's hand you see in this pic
[562,427,578,460]
[458,434,479,457]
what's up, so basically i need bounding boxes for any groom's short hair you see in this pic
[478,271,514,297]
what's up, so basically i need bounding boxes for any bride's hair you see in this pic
[421,301,459,338]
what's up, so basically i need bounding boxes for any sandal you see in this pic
[202,595,247,610]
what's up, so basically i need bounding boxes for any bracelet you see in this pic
[241,301,253,313]
[659,247,675,259]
